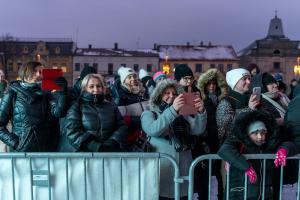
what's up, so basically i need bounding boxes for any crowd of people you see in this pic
[0,61,300,200]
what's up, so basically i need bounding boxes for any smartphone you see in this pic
[252,87,261,101]
[41,69,63,91]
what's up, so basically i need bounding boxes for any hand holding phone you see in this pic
[252,87,261,101]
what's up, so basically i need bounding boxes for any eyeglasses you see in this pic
[182,76,194,82]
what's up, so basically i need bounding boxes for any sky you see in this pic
[1,0,300,52]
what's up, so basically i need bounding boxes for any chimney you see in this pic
[88,44,92,49]
[186,42,190,47]
[200,41,204,46]
[208,41,212,46]
[153,43,157,50]
[114,42,118,50]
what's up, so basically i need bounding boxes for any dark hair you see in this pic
[18,61,42,81]
[247,63,260,74]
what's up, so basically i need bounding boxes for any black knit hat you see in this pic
[174,64,193,81]
[80,66,97,80]
[262,73,277,87]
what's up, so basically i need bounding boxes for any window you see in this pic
[227,64,233,71]
[75,63,80,71]
[8,63,13,72]
[273,62,280,70]
[92,63,98,72]
[133,64,139,72]
[195,64,202,73]
[108,63,113,75]
[210,64,215,68]
[218,64,224,73]
[121,64,126,67]
[39,47,44,52]
[146,64,152,72]
[17,62,22,70]
[273,50,280,55]
[61,63,66,67]
[23,46,28,54]
[53,63,58,67]
[61,67,68,73]
[55,47,61,54]
[84,63,89,68]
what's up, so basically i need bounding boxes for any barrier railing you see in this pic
[0,153,180,200]
[188,154,300,200]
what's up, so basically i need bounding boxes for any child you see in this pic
[218,110,296,200]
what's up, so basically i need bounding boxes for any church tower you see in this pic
[267,12,285,38]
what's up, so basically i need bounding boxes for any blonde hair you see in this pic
[81,74,106,93]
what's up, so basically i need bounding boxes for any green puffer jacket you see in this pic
[218,110,296,200]
[61,92,127,152]
[0,81,66,152]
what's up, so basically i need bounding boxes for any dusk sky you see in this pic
[1,0,300,52]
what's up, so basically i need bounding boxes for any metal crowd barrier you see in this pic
[0,152,180,200]
[188,154,300,200]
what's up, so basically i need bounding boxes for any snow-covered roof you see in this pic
[237,41,258,57]
[0,37,73,43]
[158,45,238,61]
[74,48,158,57]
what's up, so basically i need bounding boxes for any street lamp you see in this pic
[294,57,300,76]
[163,55,170,74]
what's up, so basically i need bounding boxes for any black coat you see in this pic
[218,110,296,200]
[61,92,128,152]
[0,81,66,152]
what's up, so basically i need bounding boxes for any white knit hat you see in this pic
[118,66,136,83]
[247,121,267,135]
[226,68,250,90]
[139,69,148,80]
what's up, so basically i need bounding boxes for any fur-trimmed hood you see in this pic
[149,79,180,110]
[232,110,279,151]
[197,68,228,100]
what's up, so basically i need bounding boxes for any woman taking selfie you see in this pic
[141,79,207,199]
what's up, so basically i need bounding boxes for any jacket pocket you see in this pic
[17,128,34,151]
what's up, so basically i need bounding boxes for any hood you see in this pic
[197,68,228,100]
[293,82,300,98]
[250,73,270,93]
[149,79,180,110]
[232,110,279,150]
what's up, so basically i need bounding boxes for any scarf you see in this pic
[262,93,286,118]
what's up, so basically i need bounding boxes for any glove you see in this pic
[54,77,68,92]
[274,148,287,167]
[245,166,257,184]
[123,115,131,126]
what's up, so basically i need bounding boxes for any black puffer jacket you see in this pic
[218,110,296,200]
[0,81,66,152]
[62,92,128,152]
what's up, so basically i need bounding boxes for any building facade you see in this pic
[0,37,74,84]
[239,14,300,83]
[73,44,159,83]
[157,43,239,79]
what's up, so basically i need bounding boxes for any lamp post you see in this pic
[163,55,170,74]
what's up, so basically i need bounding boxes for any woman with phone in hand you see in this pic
[141,79,207,199]
[0,61,67,152]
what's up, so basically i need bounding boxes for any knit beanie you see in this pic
[262,73,277,87]
[274,73,283,82]
[139,69,148,80]
[80,66,97,80]
[226,68,250,90]
[247,121,267,135]
[153,71,167,82]
[118,66,136,83]
[174,64,193,81]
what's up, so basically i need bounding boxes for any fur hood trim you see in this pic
[149,79,180,109]
[197,68,228,100]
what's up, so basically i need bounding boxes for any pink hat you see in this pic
[153,71,167,82]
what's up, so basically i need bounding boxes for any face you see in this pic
[234,75,251,94]
[86,77,103,95]
[124,74,138,87]
[249,129,267,146]
[251,68,257,76]
[266,82,278,93]
[291,80,298,87]
[25,65,44,83]
[179,76,194,87]
[161,87,177,104]
[206,80,217,94]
